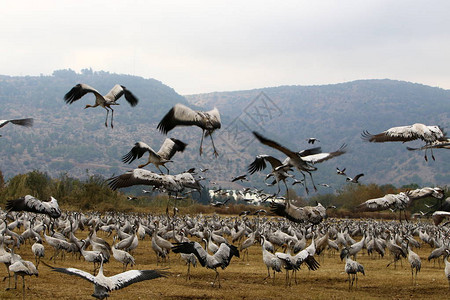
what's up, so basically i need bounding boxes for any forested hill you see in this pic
[0,70,449,196]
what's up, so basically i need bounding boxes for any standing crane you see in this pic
[157,104,221,157]
[362,123,447,161]
[122,138,187,174]
[340,248,365,290]
[64,83,139,128]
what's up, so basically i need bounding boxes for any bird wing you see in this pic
[356,194,396,211]
[248,155,283,174]
[157,104,204,134]
[104,85,139,106]
[407,139,450,150]
[214,243,239,268]
[107,169,165,190]
[432,211,450,225]
[294,249,320,271]
[122,142,158,164]
[361,124,441,143]
[270,201,307,223]
[353,173,364,181]
[301,144,347,164]
[6,195,61,218]
[0,118,34,128]
[157,138,187,160]
[172,242,208,267]
[64,83,101,104]
[108,269,167,291]
[46,264,96,285]
[253,132,298,160]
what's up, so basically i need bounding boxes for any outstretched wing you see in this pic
[253,131,298,160]
[361,124,440,143]
[172,242,208,267]
[0,118,34,128]
[107,169,164,190]
[6,195,61,218]
[108,269,167,291]
[157,138,188,160]
[157,104,203,134]
[301,144,347,164]
[122,142,158,164]
[248,155,283,174]
[64,83,101,104]
[104,85,139,106]
[43,261,95,285]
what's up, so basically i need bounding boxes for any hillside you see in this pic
[0,71,449,197]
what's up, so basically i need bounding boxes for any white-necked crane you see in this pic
[362,123,447,161]
[157,104,221,157]
[64,83,139,128]
[43,254,167,300]
[0,118,33,137]
[122,138,187,173]
[6,195,61,218]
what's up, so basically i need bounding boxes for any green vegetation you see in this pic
[0,170,445,219]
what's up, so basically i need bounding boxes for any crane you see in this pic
[172,241,239,287]
[43,254,167,300]
[122,138,187,173]
[64,83,139,128]
[362,123,447,161]
[341,248,365,290]
[157,104,221,157]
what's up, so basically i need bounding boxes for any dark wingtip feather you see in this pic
[171,138,188,152]
[122,86,139,107]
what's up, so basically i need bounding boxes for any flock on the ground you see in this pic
[1,82,449,299]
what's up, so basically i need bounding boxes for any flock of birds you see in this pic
[1,82,449,298]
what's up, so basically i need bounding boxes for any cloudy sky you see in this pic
[1,1,450,94]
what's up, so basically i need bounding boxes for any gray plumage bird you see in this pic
[362,123,447,161]
[43,255,167,300]
[341,248,365,290]
[172,241,239,287]
[157,104,221,157]
[122,138,187,173]
[64,83,139,128]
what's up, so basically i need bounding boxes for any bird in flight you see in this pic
[361,123,447,161]
[64,83,139,128]
[157,104,221,157]
[346,173,364,183]
[122,138,187,174]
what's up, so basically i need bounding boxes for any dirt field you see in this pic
[0,222,448,300]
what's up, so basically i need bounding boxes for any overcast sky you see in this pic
[1,1,450,95]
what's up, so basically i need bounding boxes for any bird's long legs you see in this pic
[110,107,114,128]
[104,108,110,128]
[199,130,205,156]
[209,133,219,157]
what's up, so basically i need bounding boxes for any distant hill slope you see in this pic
[0,71,449,196]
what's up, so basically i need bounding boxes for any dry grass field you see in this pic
[0,218,448,300]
